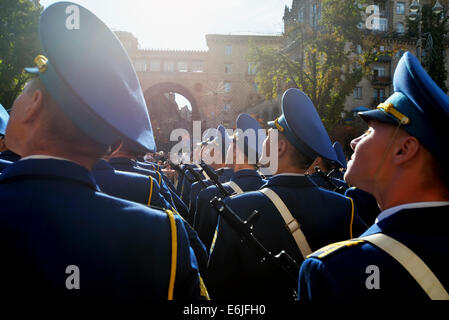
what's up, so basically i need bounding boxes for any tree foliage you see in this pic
[0,0,42,109]
[407,3,449,92]
[248,0,383,130]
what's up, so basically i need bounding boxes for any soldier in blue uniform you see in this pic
[307,156,348,194]
[108,141,190,219]
[137,156,179,196]
[344,186,380,226]
[186,125,234,222]
[298,52,449,300]
[330,141,347,180]
[0,2,207,300]
[92,159,172,210]
[0,104,21,163]
[92,158,209,275]
[193,113,267,252]
[0,158,11,172]
[174,132,215,202]
[0,104,9,151]
[205,88,367,300]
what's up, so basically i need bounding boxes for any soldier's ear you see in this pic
[23,89,45,124]
[278,138,288,158]
[393,135,420,166]
[108,138,123,157]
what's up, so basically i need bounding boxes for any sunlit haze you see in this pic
[39,0,291,50]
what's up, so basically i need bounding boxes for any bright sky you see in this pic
[39,0,292,50]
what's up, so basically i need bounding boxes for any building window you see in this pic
[164,61,175,72]
[191,61,203,72]
[223,102,231,113]
[177,61,188,72]
[353,87,363,99]
[372,18,388,31]
[224,82,232,92]
[373,88,386,104]
[396,2,405,14]
[373,66,385,77]
[297,7,304,22]
[395,22,405,34]
[248,63,257,75]
[379,45,385,52]
[224,63,232,74]
[149,60,160,72]
[356,44,362,54]
[225,45,232,55]
[374,2,386,15]
[134,60,146,72]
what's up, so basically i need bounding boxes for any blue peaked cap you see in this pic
[267,88,339,164]
[332,141,347,169]
[0,104,9,136]
[359,52,449,163]
[234,113,265,161]
[25,2,155,152]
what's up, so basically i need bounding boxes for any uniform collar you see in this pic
[216,167,234,177]
[363,203,449,237]
[231,169,261,181]
[262,173,315,189]
[0,158,99,191]
[0,150,21,162]
[375,201,449,223]
[92,159,114,171]
[109,157,136,166]
[21,154,73,162]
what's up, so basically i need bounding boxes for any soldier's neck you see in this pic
[234,163,256,172]
[275,159,305,175]
[374,172,449,211]
[20,149,98,170]
[110,151,136,160]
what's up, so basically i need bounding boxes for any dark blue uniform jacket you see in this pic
[205,174,367,300]
[0,158,206,300]
[298,204,449,300]
[193,169,266,252]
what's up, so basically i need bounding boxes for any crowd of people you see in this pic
[0,2,448,301]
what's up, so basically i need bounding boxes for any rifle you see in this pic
[168,160,194,184]
[185,164,208,189]
[314,166,346,195]
[210,196,299,298]
[199,161,231,198]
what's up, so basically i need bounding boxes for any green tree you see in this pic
[0,0,42,109]
[407,3,449,92]
[248,0,383,130]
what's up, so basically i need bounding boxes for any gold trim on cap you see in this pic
[34,55,48,73]
[377,103,410,125]
[274,118,285,132]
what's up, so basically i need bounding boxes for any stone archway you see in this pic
[144,82,202,151]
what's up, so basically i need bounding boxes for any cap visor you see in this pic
[358,109,397,125]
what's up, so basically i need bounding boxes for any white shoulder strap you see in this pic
[227,181,244,195]
[360,233,449,300]
[259,188,312,258]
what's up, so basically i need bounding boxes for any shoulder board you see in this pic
[307,239,365,259]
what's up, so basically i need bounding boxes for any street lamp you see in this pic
[408,1,445,63]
